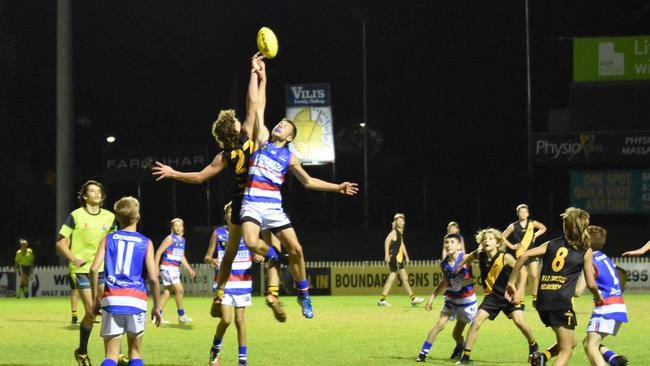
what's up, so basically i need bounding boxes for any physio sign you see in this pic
[574,35,650,81]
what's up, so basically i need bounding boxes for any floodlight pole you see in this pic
[525,0,533,203]
[362,19,369,229]
[56,0,73,265]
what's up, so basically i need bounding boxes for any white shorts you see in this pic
[587,316,623,336]
[240,202,291,232]
[101,311,146,337]
[160,268,181,286]
[440,302,478,324]
[221,292,252,307]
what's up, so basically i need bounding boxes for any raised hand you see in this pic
[152,162,176,181]
[622,249,645,257]
[251,52,264,73]
[338,182,359,196]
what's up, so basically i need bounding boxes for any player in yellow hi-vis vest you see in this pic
[55,180,119,366]
[378,213,424,307]
[502,204,547,308]
[14,239,34,298]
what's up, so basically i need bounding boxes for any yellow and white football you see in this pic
[257,27,278,59]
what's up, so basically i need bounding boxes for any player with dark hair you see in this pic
[89,196,161,366]
[237,101,358,318]
[441,221,466,258]
[417,233,476,362]
[55,180,119,366]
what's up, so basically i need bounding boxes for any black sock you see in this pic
[79,325,92,354]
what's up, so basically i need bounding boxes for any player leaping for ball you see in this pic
[152,54,286,320]
[234,58,358,319]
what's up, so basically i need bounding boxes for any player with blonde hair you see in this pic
[152,54,284,318]
[454,228,538,364]
[89,196,161,366]
[154,218,195,324]
[507,207,602,366]
[377,213,424,306]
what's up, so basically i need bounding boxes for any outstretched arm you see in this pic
[253,59,270,146]
[505,242,548,302]
[241,53,264,139]
[288,156,359,195]
[152,153,228,184]
[454,249,479,273]
[623,239,650,257]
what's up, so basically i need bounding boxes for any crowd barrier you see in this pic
[1,257,649,297]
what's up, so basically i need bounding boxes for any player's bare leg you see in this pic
[274,227,312,318]
[126,331,144,365]
[527,260,540,307]
[457,309,490,363]
[552,326,577,366]
[75,287,97,365]
[102,334,122,364]
[212,225,243,318]
[451,321,468,359]
[379,272,397,305]
[399,268,423,305]
[263,230,286,322]
[584,332,607,366]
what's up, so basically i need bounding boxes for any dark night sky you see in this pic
[2,1,650,264]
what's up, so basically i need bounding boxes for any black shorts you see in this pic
[538,309,577,329]
[389,259,405,272]
[479,294,525,320]
[69,272,78,290]
[230,196,244,225]
[19,265,33,276]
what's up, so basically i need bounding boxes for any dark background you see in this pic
[2,0,649,266]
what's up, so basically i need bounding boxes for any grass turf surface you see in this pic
[0,295,645,365]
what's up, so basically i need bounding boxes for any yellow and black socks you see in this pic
[267,286,279,297]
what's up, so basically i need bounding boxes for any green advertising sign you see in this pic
[574,35,650,81]
[570,170,650,214]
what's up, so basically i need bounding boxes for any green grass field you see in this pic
[0,295,646,365]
